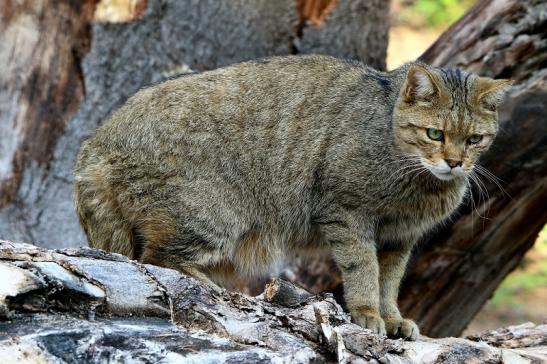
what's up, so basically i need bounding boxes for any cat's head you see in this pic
[392,63,512,181]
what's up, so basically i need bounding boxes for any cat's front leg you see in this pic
[320,220,386,336]
[378,248,419,340]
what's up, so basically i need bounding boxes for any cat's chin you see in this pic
[431,171,457,181]
[429,170,466,181]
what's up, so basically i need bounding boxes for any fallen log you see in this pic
[1,241,545,363]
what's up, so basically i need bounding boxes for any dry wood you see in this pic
[0,0,97,206]
[1,241,545,363]
[263,278,314,307]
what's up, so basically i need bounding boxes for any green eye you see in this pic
[467,135,483,144]
[426,128,444,141]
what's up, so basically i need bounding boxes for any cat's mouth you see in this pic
[421,160,467,181]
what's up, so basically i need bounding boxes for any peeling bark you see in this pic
[0,0,98,206]
[1,241,545,363]
[297,0,338,26]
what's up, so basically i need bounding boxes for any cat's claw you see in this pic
[353,313,387,336]
[384,317,419,341]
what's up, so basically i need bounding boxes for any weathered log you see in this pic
[263,278,314,307]
[0,0,389,248]
[1,241,545,363]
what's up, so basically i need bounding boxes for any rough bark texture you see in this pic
[1,241,546,363]
[0,0,97,206]
[0,0,389,248]
[296,0,389,70]
[279,0,547,338]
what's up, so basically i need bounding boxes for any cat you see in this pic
[74,55,511,340]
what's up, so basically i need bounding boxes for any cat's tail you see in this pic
[74,143,136,259]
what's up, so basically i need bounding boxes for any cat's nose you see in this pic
[445,159,462,168]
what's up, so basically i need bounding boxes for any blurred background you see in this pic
[388,0,475,69]
[469,226,546,334]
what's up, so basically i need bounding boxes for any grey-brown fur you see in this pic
[74,55,510,340]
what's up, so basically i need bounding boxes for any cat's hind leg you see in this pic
[138,226,224,292]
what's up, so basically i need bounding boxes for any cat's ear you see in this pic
[475,78,513,112]
[402,64,443,104]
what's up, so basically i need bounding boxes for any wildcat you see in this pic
[74,55,511,340]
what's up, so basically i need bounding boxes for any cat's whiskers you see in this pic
[383,158,419,167]
[391,164,428,185]
[386,152,431,184]
[387,163,425,183]
[414,168,429,179]
[468,171,491,220]
[382,154,422,167]
[465,178,477,233]
[473,170,491,207]
[370,154,422,180]
[474,164,511,199]
[467,176,485,223]
[474,171,492,225]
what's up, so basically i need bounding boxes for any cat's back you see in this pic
[86,55,386,181]
[95,54,377,138]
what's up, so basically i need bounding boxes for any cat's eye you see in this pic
[467,135,483,144]
[426,128,444,141]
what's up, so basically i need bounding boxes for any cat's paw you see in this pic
[384,317,419,341]
[352,311,386,336]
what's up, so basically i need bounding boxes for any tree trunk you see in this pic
[0,0,97,206]
[0,0,389,248]
[2,240,546,363]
